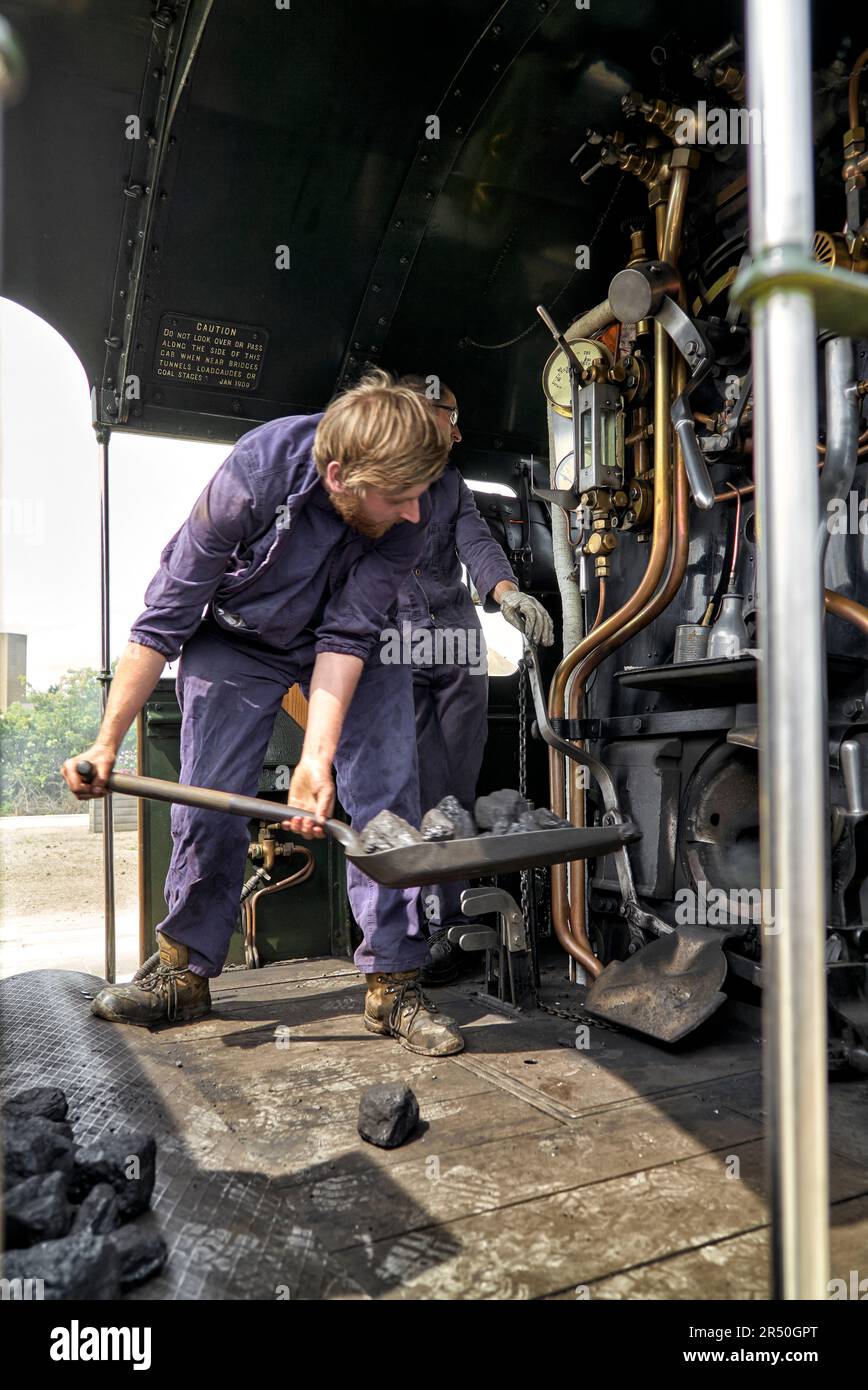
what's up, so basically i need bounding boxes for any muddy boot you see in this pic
[364,969,464,1056]
[91,935,212,1027]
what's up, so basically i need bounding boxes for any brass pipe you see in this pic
[849,47,868,130]
[654,201,667,255]
[661,166,689,264]
[548,326,672,969]
[554,175,687,964]
[824,588,868,636]
[549,173,686,970]
[568,357,688,941]
[590,578,607,632]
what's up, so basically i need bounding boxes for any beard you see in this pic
[327,488,396,541]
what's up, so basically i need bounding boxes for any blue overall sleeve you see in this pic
[128,446,263,662]
[453,476,516,602]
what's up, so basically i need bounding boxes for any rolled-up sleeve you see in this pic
[128,448,259,662]
[454,478,516,601]
[315,503,430,663]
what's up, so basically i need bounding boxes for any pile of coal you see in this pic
[2,1085,167,1299]
[361,789,570,852]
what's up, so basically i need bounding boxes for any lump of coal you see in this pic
[3,1086,69,1124]
[358,1083,420,1149]
[69,1133,156,1219]
[361,810,424,853]
[535,807,570,828]
[4,1112,75,1188]
[72,1182,121,1236]
[109,1222,168,1290]
[4,1172,73,1249]
[475,789,530,830]
[420,808,454,842]
[518,807,571,831]
[433,795,476,840]
[3,1232,121,1300]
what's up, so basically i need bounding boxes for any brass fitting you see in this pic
[713,65,746,106]
[843,127,867,191]
[627,227,648,266]
[670,146,701,171]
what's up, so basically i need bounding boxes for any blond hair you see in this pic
[314,369,447,495]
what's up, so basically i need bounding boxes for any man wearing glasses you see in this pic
[396,375,554,983]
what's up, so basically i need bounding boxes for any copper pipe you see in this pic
[560,176,689,960]
[849,47,868,130]
[549,174,687,972]
[824,588,868,636]
[590,578,606,632]
[548,326,672,972]
[247,848,315,961]
[567,357,689,941]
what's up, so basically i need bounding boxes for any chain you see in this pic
[517,661,529,933]
[535,997,621,1030]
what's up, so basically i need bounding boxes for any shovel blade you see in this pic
[583,926,730,1044]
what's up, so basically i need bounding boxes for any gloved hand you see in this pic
[499,589,554,647]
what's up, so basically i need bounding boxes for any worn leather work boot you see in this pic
[364,969,464,1055]
[91,935,212,1027]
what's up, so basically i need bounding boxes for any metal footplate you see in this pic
[447,886,535,1011]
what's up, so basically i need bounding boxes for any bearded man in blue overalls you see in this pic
[62,373,469,1057]
[395,376,554,984]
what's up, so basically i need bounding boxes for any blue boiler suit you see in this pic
[396,465,516,933]
[129,413,433,978]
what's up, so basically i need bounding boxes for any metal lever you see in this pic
[654,297,716,511]
[522,644,671,941]
[459,887,528,951]
[446,925,499,952]
[535,304,587,375]
[840,740,866,818]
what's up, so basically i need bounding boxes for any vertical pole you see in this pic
[96,428,116,984]
[745,0,830,1298]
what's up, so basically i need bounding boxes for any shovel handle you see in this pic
[74,760,359,849]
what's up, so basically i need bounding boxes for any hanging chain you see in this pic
[517,661,530,933]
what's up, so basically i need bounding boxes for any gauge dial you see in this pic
[542,333,612,417]
[554,451,577,492]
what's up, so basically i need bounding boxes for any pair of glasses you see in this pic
[432,402,459,426]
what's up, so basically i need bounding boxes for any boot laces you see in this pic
[386,976,437,1031]
[136,962,192,1020]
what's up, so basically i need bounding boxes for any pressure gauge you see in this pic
[542,333,612,417]
[554,450,577,492]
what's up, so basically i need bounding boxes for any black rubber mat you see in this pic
[0,970,364,1300]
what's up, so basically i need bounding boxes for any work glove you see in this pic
[499,589,554,647]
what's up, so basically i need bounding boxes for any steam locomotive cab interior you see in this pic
[3,1,868,1058]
